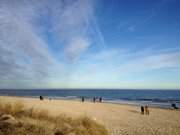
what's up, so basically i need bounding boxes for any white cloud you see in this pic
[66,37,90,61]
[75,48,180,83]
[118,50,180,74]
[0,0,98,88]
[50,0,95,60]
[0,0,57,86]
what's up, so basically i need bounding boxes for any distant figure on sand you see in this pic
[99,97,102,102]
[145,105,149,115]
[141,106,144,114]
[171,103,178,109]
[93,97,96,103]
[82,97,85,102]
[39,96,43,101]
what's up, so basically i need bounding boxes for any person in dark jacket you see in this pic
[93,97,96,103]
[99,97,102,102]
[171,103,178,109]
[141,106,144,114]
[82,97,85,102]
[39,96,43,100]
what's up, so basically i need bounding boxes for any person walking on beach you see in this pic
[145,105,149,115]
[99,97,102,102]
[39,96,44,101]
[82,97,85,102]
[93,97,96,103]
[141,106,144,114]
[171,103,178,109]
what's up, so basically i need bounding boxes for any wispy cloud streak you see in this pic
[0,0,102,88]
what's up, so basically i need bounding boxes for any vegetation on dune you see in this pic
[0,100,108,135]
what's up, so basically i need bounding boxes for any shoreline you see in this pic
[0,95,177,110]
[0,89,179,110]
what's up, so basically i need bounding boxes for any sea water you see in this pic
[0,89,180,108]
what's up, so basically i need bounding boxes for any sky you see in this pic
[0,0,180,89]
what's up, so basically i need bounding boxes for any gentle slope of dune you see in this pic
[0,97,108,135]
[0,96,180,135]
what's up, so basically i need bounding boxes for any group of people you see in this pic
[81,97,102,103]
[93,97,102,103]
[39,96,103,103]
[141,105,149,115]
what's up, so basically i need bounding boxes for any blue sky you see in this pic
[0,0,180,89]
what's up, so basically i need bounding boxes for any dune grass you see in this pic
[0,100,108,135]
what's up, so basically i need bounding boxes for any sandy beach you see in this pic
[0,96,180,135]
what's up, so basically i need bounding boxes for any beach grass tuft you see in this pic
[0,101,108,135]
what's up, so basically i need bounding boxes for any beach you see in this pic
[0,96,180,135]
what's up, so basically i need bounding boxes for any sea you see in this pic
[0,89,180,109]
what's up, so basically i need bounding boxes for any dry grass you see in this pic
[0,101,108,135]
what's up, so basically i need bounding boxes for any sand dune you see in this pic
[0,96,180,135]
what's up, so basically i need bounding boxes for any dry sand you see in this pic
[0,96,180,135]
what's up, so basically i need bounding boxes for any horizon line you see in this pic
[1,88,180,91]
